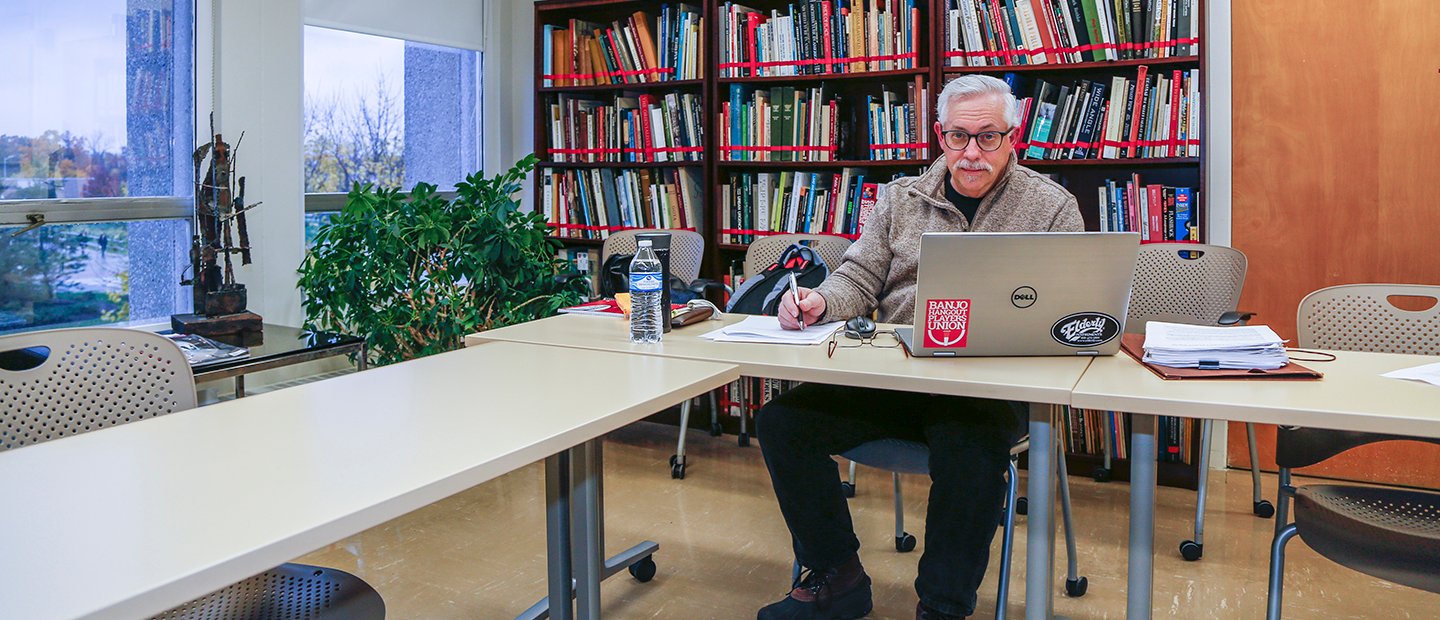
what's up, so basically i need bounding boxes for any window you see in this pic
[302,26,482,243]
[0,0,194,333]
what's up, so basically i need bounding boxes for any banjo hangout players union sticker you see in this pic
[1051,312,1121,347]
[924,299,971,348]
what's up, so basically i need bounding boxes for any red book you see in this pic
[1169,70,1184,157]
[1146,184,1163,243]
[1128,65,1149,158]
[857,182,880,234]
[638,94,655,163]
[826,172,843,233]
[746,12,762,77]
[820,0,834,73]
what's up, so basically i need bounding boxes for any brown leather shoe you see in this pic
[757,555,872,620]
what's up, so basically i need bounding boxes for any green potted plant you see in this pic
[298,154,582,366]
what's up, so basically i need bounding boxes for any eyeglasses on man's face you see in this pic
[827,329,909,358]
[938,128,1012,152]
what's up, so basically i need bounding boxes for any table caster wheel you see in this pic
[1254,500,1275,519]
[1065,576,1088,597]
[840,482,856,498]
[1092,466,1112,482]
[738,432,750,447]
[1015,497,1028,516]
[896,533,917,553]
[1180,540,1203,561]
[671,462,685,479]
[628,556,657,582]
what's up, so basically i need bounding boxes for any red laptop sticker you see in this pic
[924,299,970,348]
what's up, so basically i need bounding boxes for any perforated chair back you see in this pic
[151,562,387,619]
[600,229,705,284]
[0,327,196,452]
[1127,243,1247,333]
[743,234,853,278]
[1296,284,1440,355]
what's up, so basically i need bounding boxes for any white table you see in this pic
[0,341,738,620]
[470,313,1097,619]
[1072,350,1440,619]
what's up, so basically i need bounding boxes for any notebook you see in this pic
[896,232,1141,357]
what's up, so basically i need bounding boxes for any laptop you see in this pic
[896,232,1140,357]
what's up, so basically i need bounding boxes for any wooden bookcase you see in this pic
[532,0,1207,489]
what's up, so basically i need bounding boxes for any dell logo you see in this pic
[1011,286,1037,308]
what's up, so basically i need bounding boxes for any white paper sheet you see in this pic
[1381,362,1440,388]
[698,315,842,345]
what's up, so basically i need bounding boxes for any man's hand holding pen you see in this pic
[778,285,827,331]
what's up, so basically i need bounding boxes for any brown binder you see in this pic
[1120,334,1324,380]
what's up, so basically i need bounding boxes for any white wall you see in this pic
[210,0,305,328]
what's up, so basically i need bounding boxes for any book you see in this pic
[164,333,249,365]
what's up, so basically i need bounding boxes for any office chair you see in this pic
[1267,283,1440,619]
[670,233,852,479]
[0,327,386,620]
[830,430,1085,618]
[1122,243,1269,562]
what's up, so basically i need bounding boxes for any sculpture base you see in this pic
[172,312,264,347]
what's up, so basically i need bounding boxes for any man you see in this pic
[756,74,1083,620]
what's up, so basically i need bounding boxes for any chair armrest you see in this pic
[554,272,596,301]
[1217,310,1256,326]
[688,278,731,306]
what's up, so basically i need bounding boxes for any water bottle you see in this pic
[629,240,664,343]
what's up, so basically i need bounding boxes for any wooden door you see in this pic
[1229,0,1440,487]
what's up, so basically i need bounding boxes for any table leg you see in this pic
[517,451,575,620]
[1025,402,1055,620]
[234,375,245,399]
[573,440,603,619]
[1128,413,1157,620]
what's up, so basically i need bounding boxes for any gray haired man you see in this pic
[757,75,1082,620]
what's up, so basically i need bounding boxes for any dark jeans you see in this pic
[756,384,1025,618]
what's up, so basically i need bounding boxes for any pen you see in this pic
[789,272,805,331]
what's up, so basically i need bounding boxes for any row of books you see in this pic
[721,79,929,162]
[720,169,883,244]
[943,0,1198,67]
[1062,407,1195,464]
[542,5,705,87]
[546,93,704,163]
[719,0,923,78]
[541,167,703,240]
[1014,66,1200,161]
[722,84,841,162]
[1097,174,1198,241]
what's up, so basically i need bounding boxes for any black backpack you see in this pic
[598,253,633,298]
[727,244,831,315]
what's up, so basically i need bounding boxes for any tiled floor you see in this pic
[297,422,1437,619]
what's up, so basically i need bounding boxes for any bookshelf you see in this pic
[533,0,1207,489]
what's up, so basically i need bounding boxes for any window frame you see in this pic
[300,23,483,215]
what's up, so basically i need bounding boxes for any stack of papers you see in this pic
[1142,321,1289,370]
[699,315,842,345]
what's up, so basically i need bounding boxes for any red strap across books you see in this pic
[868,142,929,150]
[718,52,917,70]
[549,146,703,155]
[1012,138,1198,150]
[543,67,676,80]
[721,229,860,241]
[548,223,697,232]
[943,39,1199,59]
[719,145,837,152]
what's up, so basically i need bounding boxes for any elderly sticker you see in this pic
[924,299,971,348]
[1051,312,1121,347]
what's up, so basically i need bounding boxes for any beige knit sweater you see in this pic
[814,153,1083,324]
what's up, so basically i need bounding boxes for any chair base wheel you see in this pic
[1065,576,1088,598]
[1092,466,1112,482]
[1015,497,1028,516]
[738,432,751,447]
[709,423,723,437]
[840,481,856,498]
[628,556,657,582]
[1179,540,1203,561]
[671,463,685,479]
[896,533,917,553]
[1254,500,1275,519]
